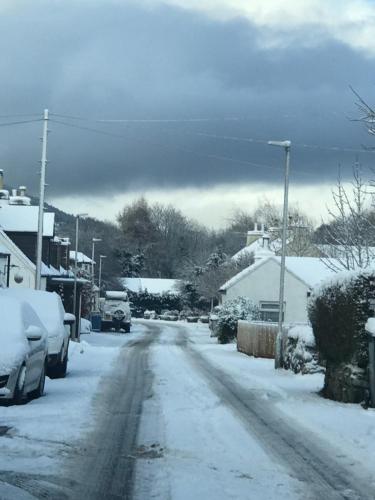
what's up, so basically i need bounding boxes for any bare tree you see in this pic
[320,164,375,271]
[254,200,316,257]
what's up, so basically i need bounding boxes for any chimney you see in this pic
[0,170,3,190]
[12,189,17,197]
[18,186,27,196]
[246,222,263,246]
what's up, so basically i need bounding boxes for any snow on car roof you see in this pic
[0,289,64,334]
[0,205,55,236]
[120,277,180,295]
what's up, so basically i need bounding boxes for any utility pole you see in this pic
[98,255,107,294]
[72,213,87,341]
[35,109,49,290]
[268,140,291,368]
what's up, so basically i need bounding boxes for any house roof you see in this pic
[0,205,55,236]
[120,277,180,295]
[232,236,278,262]
[69,251,94,264]
[220,255,337,291]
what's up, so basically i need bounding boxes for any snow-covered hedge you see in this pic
[283,324,322,374]
[217,297,259,344]
[308,269,374,402]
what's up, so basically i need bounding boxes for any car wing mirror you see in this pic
[26,325,43,341]
[64,313,76,325]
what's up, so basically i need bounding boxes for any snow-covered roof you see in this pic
[120,277,180,295]
[274,256,335,288]
[220,255,337,291]
[232,236,276,262]
[41,263,61,277]
[0,205,55,236]
[69,251,94,264]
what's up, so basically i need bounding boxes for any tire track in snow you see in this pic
[181,327,374,500]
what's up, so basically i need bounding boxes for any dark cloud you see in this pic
[0,0,374,199]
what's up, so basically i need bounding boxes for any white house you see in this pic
[220,256,336,324]
[0,229,37,289]
[69,251,94,274]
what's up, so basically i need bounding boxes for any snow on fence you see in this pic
[237,320,277,359]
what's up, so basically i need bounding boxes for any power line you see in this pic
[0,118,43,127]
[51,111,375,155]
[50,117,318,179]
[0,113,42,119]
[50,112,242,123]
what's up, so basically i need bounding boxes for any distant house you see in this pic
[220,256,336,324]
[120,277,181,296]
[69,251,94,275]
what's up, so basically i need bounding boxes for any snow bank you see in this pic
[80,318,92,334]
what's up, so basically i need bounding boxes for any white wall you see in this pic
[222,258,310,324]
[8,255,36,289]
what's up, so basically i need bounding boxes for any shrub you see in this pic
[308,270,375,402]
[217,297,259,344]
[308,271,375,368]
[283,324,322,374]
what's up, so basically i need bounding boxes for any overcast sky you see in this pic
[1,0,375,227]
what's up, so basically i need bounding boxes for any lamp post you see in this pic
[72,213,88,341]
[91,238,102,283]
[268,140,291,368]
[98,255,107,295]
[91,238,101,313]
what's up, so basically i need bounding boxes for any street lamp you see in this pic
[268,140,291,368]
[91,238,102,283]
[98,255,107,295]
[72,213,88,341]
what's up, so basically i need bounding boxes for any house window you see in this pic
[259,301,284,322]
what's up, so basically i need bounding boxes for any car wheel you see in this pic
[29,362,46,399]
[124,323,131,333]
[48,343,69,379]
[13,365,26,405]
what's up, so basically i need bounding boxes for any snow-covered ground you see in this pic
[0,327,145,478]
[186,322,375,479]
[1,320,374,499]
[135,324,305,500]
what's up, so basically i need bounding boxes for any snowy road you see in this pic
[1,321,375,499]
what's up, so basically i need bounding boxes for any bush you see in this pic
[217,297,259,344]
[308,270,375,402]
[308,271,375,367]
[283,324,322,374]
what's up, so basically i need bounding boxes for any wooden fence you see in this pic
[237,320,278,359]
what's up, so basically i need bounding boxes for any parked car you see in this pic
[0,289,73,379]
[0,296,48,404]
[99,291,132,332]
